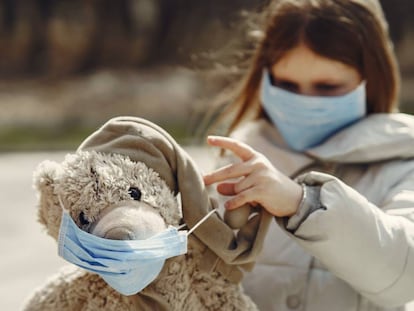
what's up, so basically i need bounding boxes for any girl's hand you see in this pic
[203,136,303,217]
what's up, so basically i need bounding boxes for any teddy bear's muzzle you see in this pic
[89,201,167,240]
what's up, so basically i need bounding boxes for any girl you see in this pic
[203,0,414,310]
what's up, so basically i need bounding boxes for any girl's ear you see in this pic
[33,160,64,240]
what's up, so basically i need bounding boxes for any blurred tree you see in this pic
[0,0,41,76]
[91,0,162,69]
[45,0,97,76]
[380,0,414,45]
[0,0,412,78]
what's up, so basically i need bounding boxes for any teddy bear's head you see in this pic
[34,150,181,241]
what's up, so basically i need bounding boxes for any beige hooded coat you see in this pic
[228,113,414,311]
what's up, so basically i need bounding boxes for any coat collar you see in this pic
[307,113,414,162]
[231,113,414,176]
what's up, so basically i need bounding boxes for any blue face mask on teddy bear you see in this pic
[58,198,217,296]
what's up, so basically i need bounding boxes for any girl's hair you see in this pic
[216,0,400,134]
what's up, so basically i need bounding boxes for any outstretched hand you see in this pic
[203,136,303,217]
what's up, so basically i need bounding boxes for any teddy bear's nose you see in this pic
[104,227,137,240]
[90,203,167,241]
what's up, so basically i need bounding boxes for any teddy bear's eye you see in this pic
[128,187,142,201]
[79,212,90,226]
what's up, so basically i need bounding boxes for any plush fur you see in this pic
[23,151,257,311]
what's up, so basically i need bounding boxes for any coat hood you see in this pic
[78,116,272,281]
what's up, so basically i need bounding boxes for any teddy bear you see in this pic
[22,116,272,311]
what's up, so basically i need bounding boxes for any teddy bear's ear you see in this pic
[33,160,64,240]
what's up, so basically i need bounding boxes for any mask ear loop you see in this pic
[186,208,218,236]
[177,223,187,230]
[57,195,69,212]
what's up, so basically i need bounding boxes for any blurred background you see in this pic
[0,1,414,310]
[0,0,413,150]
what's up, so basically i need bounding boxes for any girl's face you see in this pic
[270,43,362,97]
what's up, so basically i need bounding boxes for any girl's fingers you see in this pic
[205,136,269,211]
[204,136,259,185]
[207,136,256,162]
[217,175,255,195]
[216,183,236,195]
[225,188,258,210]
[233,171,257,194]
[204,161,252,185]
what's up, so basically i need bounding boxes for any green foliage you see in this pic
[0,122,193,152]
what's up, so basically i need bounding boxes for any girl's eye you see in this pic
[271,77,299,93]
[79,212,90,226]
[128,187,142,201]
[278,82,299,93]
[315,83,342,95]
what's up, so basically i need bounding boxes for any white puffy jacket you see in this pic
[227,113,414,311]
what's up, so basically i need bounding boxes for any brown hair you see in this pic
[216,0,400,134]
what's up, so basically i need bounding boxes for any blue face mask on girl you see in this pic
[58,199,217,296]
[261,70,367,151]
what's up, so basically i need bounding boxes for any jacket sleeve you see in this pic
[277,170,414,308]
